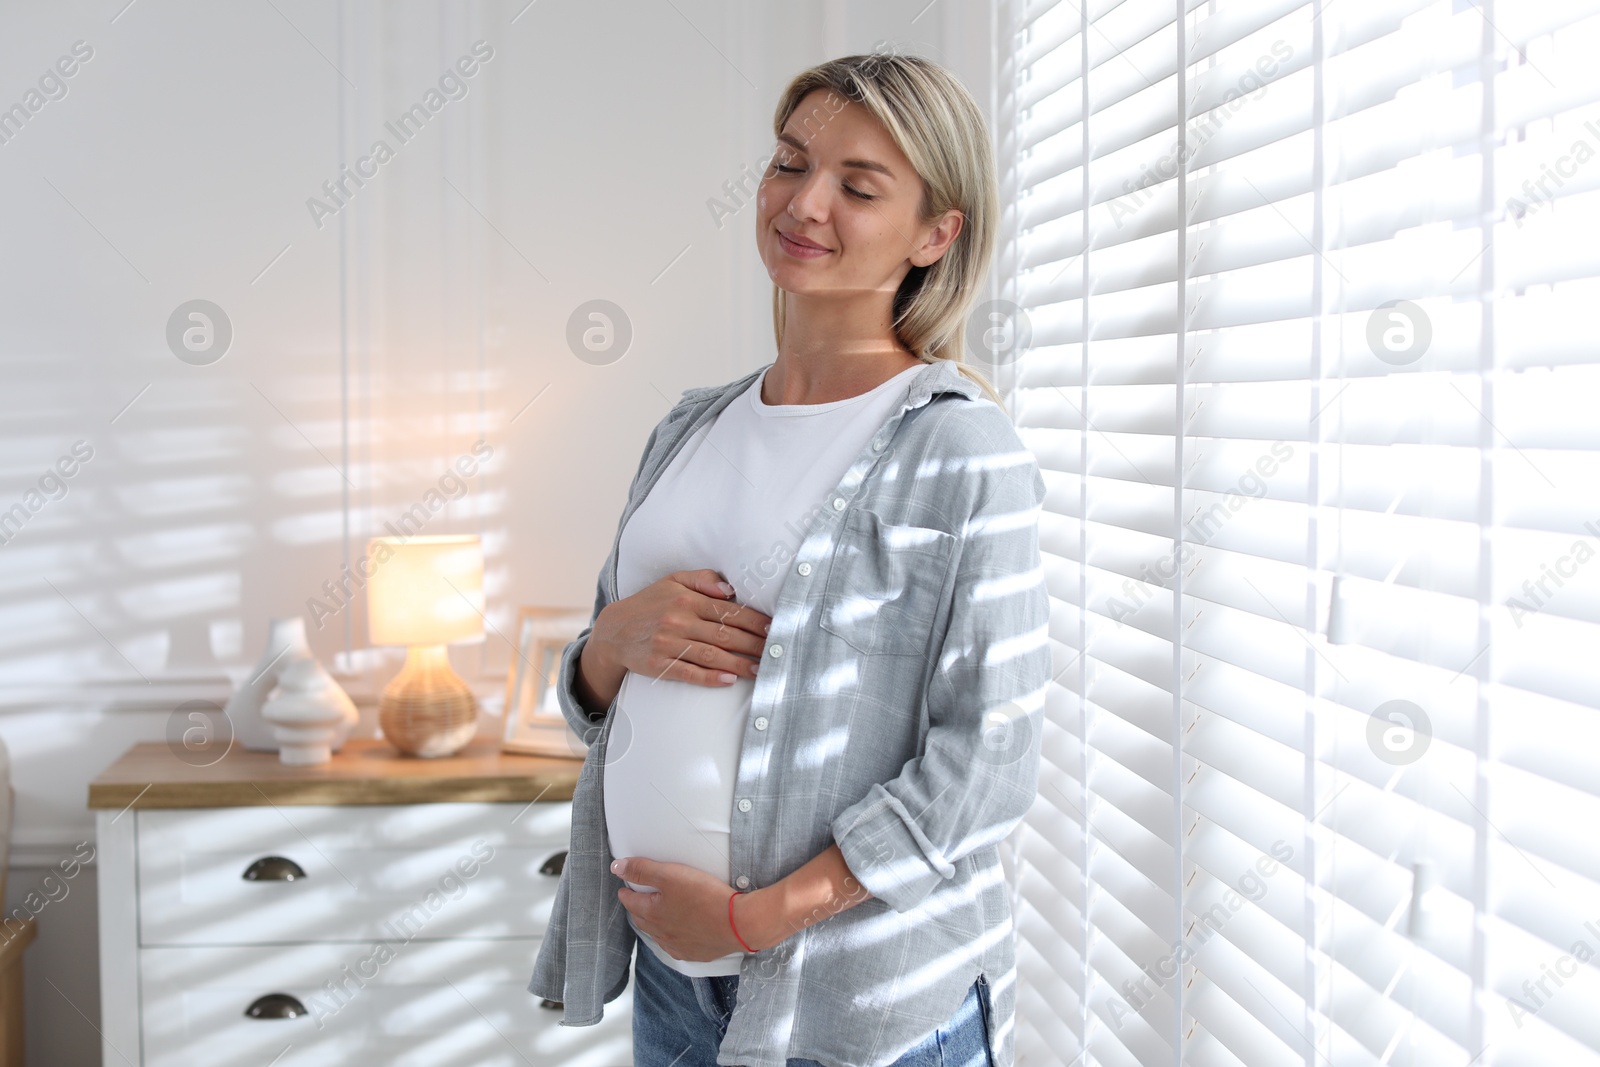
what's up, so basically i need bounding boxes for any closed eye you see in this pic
[772,164,876,201]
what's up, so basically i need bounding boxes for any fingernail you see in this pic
[763,623,771,635]
[716,581,736,596]
[718,672,738,683]
[610,860,621,874]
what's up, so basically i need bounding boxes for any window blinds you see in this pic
[996,1,1600,1065]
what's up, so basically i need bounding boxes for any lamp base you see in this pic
[379,645,478,758]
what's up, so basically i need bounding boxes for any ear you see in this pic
[910,208,965,268]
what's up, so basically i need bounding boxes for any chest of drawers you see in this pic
[88,740,631,1066]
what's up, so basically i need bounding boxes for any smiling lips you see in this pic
[778,229,831,258]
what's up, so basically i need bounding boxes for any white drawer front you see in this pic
[140,940,632,1067]
[138,803,572,946]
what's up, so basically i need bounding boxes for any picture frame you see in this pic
[500,606,593,758]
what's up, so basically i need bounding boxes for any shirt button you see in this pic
[768,643,783,658]
[754,716,769,731]
[797,562,812,576]
[872,437,885,452]
[737,798,753,813]
[832,497,846,511]
[735,875,751,889]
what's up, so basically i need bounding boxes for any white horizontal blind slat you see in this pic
[1001,1,1600,1065]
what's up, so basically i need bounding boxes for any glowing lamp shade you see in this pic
[366,536,485,648]
[366,535,484,758]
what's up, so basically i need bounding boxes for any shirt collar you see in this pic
[904,356,983,407]
[678,357,981,414]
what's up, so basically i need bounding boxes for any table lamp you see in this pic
[366,534,484,757]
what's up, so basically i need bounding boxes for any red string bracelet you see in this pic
[728,889,757,953]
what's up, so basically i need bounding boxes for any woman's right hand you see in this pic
[574,570,772,714]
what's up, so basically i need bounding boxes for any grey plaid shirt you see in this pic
[527,356,1051,1067]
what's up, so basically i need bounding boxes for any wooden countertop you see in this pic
[87,738,584,810]
[0,917,34,969]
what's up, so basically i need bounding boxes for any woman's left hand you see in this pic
[613,856,768,961]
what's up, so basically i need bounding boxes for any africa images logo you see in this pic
[305,42,495,229]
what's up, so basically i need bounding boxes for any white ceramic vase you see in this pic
[226,618,357,753]
[261,658,359,765]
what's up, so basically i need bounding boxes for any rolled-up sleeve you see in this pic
[830,439,1052,913]
[555,618,606,741]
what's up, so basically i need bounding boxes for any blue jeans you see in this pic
[630,939,994,1067]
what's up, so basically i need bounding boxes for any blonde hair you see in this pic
[769,52,1006,410]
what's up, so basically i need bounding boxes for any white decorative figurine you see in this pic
[225,617,357,754]
[260,658,359,765]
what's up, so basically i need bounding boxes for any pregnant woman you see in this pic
[529,53,1051,1067]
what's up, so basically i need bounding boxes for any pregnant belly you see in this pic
[602,671,753,891]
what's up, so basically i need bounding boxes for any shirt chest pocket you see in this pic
[819,508,959,657]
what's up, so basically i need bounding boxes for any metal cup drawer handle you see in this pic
[242,856,307,881]
[245,993,307,1019]
[539,851,567,876]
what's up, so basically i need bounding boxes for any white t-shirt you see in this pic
[603,361,925,976]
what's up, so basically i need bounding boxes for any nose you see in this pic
[785,169,829,224]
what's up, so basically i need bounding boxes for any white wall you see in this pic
[0,1,993,1063]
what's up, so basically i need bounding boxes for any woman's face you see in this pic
[756,88,962,301]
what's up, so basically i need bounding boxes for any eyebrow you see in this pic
[776,131,896,180]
